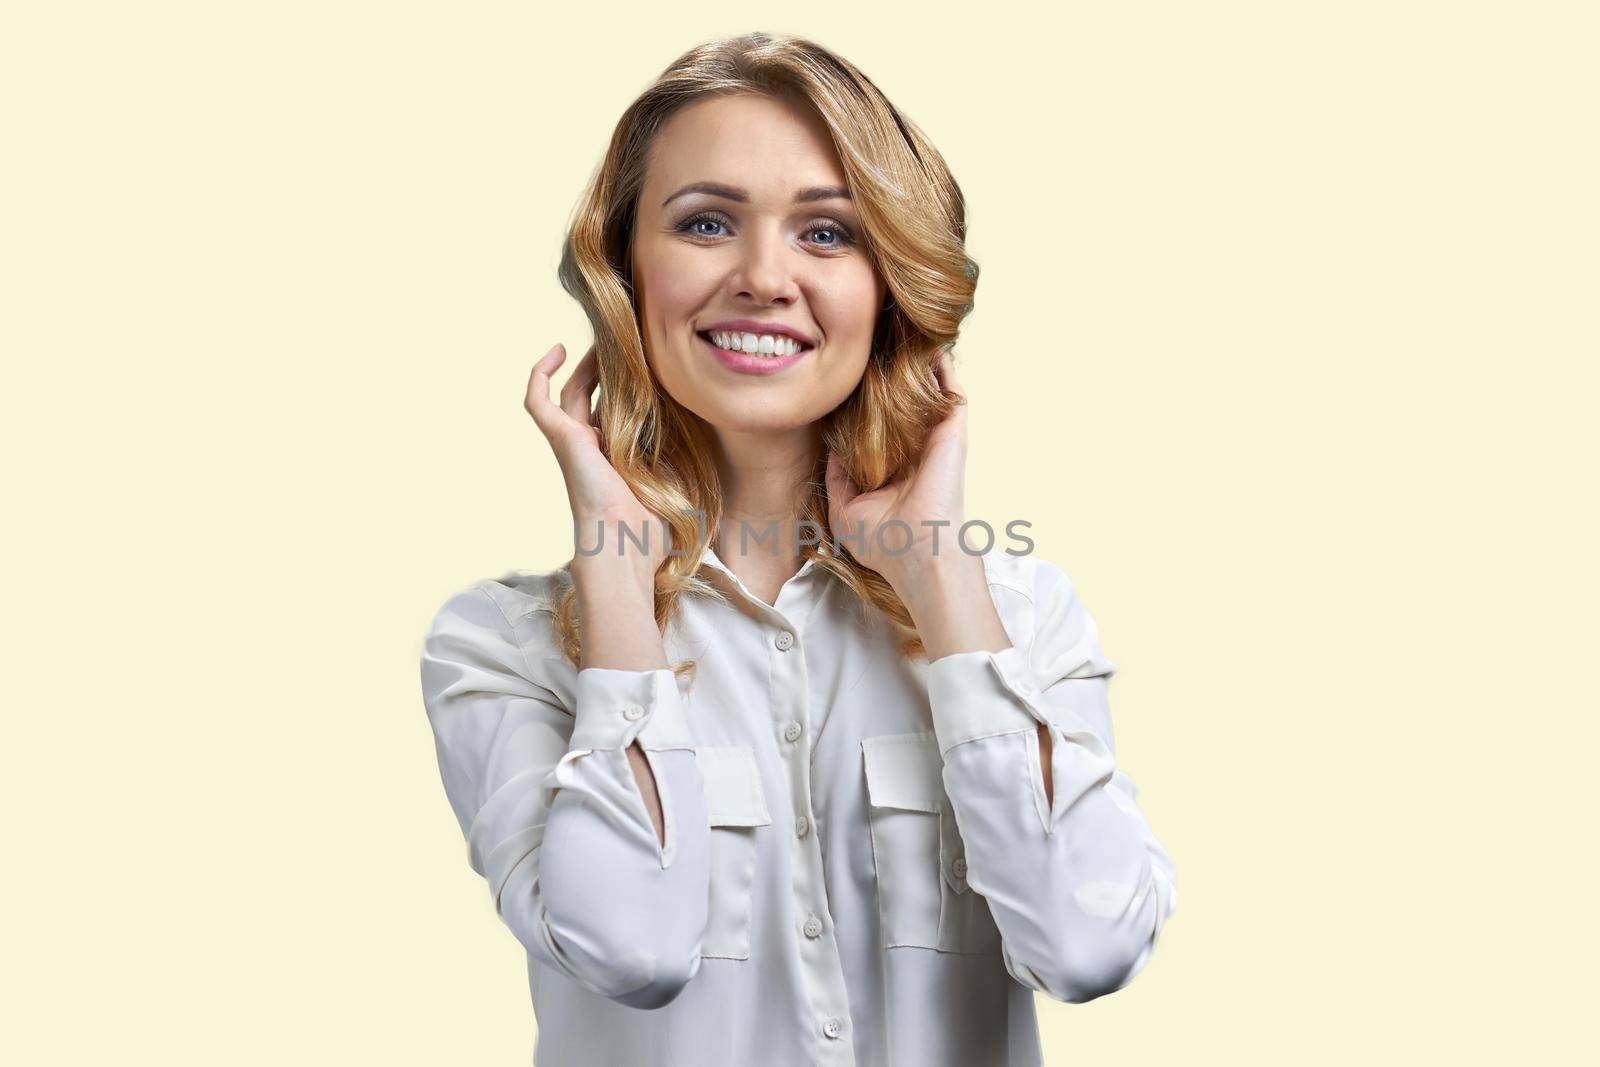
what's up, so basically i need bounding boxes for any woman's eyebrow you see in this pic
[661,181,852,207]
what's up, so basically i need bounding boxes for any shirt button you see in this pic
[803,915,823,939]
[822,1017,844,1039]
[794,815,809,838]
[953,856,968,878]
[622,704,645,721]
[774,630,795,651]
[783,720,803,743]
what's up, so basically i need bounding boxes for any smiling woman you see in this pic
[420,29,1176,1067]
[633,93,887,424]
[549,38,979,653]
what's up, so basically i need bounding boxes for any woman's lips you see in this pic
[697,331,812,375]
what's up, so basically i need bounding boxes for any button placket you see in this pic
[755,609,849,1057]
[682,553,858,1047]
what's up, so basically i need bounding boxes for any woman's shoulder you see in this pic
[471,563,576,622]
[975,546,1112,666]
[976,544,1071,603]
[424,564,578,677]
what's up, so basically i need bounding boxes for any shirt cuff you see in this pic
[567,667,695,753]
[926,644,1044,755]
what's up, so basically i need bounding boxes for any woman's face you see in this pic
[629,93,886,435]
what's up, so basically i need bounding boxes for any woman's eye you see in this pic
[806,220,855,248]
[680,214,727,238]
[675,213,855,248]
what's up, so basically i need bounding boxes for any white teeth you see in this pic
[708,330,804,357]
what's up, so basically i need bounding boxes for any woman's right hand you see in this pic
[524,343,668,579]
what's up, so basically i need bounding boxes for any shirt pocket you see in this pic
[696,744,772,961]
[861,731,1001,956]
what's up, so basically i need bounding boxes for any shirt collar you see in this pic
[695,542,823,599]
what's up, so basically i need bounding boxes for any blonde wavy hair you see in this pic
[552,31,978,679]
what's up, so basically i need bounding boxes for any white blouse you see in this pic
[419,544,1177,1067]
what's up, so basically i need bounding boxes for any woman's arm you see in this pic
[571,553,672,845]
[908,560,1058,802]
[420,577,711,1009]
[825,349,1175,1001]
[908,558,1178,1004]
[419,340,715,1008]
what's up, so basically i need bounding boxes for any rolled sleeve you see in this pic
[924,561,1177,1004]
[568,667,697,754]
[420,584,711,1008]
[926,645,1039,750]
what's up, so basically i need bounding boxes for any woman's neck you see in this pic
[711,424,821,592]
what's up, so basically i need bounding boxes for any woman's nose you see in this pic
[731,229,801,304]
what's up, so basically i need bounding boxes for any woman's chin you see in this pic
[698,402,819,435]
[653,351,868,434]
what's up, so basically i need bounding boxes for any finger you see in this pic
[559,345,600,426]
[524,343,568,431]
[935,345,967,404]
[824,451,860,512]
[929,347,969,452]
[823,452,861,557]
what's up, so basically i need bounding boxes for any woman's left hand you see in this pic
[824,346,982,602]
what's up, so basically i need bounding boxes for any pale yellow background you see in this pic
[5,1,1595,1063]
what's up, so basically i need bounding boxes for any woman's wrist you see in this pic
[897,555,1013,661]
[890,552,984,614]
[571,508,661,590]
[571,551,667,672]
[572,550,657,602]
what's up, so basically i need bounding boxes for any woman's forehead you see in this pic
[646,96,847,202]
